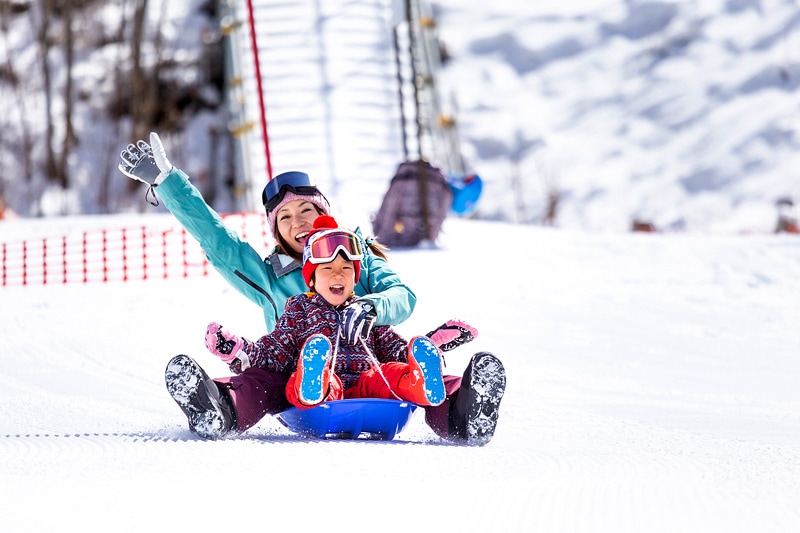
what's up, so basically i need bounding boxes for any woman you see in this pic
[120,134,414,335]
[119,133,505,445]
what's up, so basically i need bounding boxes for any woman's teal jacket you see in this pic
[155,168,416,332]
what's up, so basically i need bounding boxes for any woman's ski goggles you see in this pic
[262,171,324,212]
[303,229,364,265]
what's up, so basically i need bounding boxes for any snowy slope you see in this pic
[3,0,799,234]
[433,0,800,232]
[2,1,800,531]
[2,214,799,531]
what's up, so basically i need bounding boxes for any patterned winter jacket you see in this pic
[231,292,409,389]
[154,168,416,332]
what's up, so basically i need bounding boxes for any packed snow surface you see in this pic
[2,0,800,530]
[2,214,799,531]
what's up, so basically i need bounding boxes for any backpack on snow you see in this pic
[372,160,453,247]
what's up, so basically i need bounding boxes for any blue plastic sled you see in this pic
[276,398,418,440]
[448,174,483,216]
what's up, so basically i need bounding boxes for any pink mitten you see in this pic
[426,319,478,352]
[205,322,248,364]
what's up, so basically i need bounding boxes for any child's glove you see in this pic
[426,319,478,352]
[118,132,173,185]
[340,300,377,345]
[205,322,251,369]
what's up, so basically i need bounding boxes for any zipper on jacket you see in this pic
[234,270,278,320]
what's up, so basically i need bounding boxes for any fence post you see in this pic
[141,227,148,281]
[82,232,88,283]
[62,236,68,284]
[22,241,27,286]
[42,238,48,285]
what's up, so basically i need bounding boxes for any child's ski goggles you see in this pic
[262,171,325,212]
[303,229,364,265]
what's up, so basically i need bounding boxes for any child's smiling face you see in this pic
[309,253,356,306]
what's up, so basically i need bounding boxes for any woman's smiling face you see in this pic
[275,200,323,255]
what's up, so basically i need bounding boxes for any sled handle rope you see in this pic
[330,324,403,401]
[330,326,341,377]
[358,336,403,401]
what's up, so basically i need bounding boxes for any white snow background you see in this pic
[1,217,799,531]
[2,0,800,531]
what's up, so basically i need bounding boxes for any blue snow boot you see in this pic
[165,354,237,439]
[448,352,506,446]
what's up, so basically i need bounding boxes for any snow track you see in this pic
[2,216,799,531]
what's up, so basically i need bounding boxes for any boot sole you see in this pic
[465,352,506,446]
[165,355,228,440]
[409,336,445,406]
[298,335,332,406]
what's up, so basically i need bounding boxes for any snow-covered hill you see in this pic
[2,1,799,234]
[1,214,799,531]
[435,0,800,232]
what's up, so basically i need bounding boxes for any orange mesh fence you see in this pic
[1,213,272,288]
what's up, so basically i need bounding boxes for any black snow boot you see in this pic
[165,354,237,440]
[448,352,506,446]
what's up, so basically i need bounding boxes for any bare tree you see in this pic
[2,0,221,214]
[0,1,36,188]
[32,0,77,190]
[35,0,59,183]
[59,0,77,187]
[130,0,166,143]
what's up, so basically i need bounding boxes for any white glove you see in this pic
[148,132,172,183]
[118,132,173,185]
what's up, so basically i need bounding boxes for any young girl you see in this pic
[206,215,450,411]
